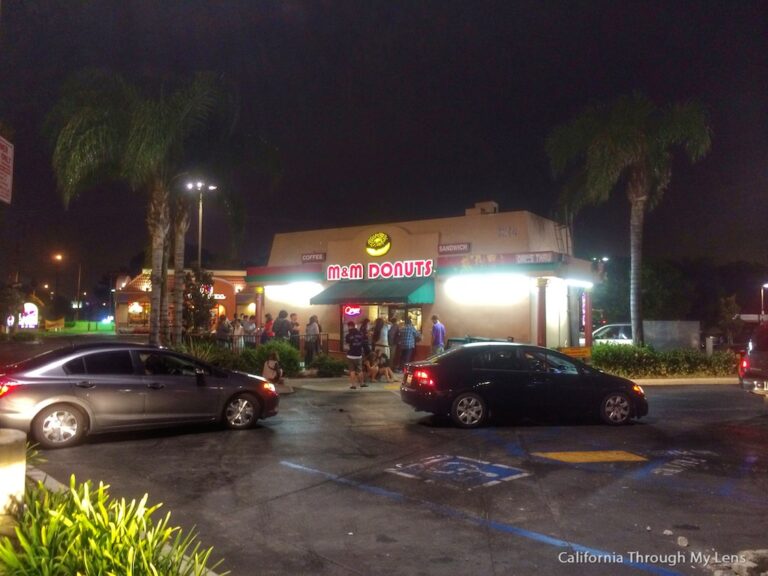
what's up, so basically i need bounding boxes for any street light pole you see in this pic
[197,187,203,271]
[186,181,217,271]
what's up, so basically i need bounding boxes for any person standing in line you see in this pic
[244,315,257,347]
[431,314,446,356]
[345,321,366,389]
[261,313,275,344]
[273,310,291,340]
[398,316,420,370]
[359,318,372,357]
[388,314,400,371]
[232,317,245,353]
[289,312,301,349]
[215,314,232,348]
[305,315,321,366]
[372,317,390,358]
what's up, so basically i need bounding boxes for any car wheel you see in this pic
[32,404,87,449]
[224,393,261,429]
[600,392,632,425]
[451,392,487,428]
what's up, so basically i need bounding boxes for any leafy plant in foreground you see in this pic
[0,475,226,576]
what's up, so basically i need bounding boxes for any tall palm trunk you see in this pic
[172,197,191,345]
[148,179,170,346]
[628,169,648,346]
[160,229,171,345]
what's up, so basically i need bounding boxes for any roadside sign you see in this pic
[559,346,591,359]
[0,136,13,205]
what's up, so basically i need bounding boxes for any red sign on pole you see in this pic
[0,136,14,205]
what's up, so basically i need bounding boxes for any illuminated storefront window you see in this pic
[19,303,39,329]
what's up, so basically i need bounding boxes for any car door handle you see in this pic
[146,382,165,390]
[75,381,95,388]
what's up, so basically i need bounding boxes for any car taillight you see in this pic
[0,376,20,398]
[739,355,749,378]
[413,369,436,389]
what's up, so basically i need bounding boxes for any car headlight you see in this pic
[632,384,645,395]
[263,382,276,393]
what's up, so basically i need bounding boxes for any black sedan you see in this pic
[400,342,648,428]
[0,342,279,448]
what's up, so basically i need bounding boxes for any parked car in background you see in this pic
[0,342,279,448]
[581,321,701,350]
[739,324,768,396]
[400,342,648,428]
[592,323,634,345]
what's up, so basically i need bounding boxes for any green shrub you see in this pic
[310,354,347,377]
[590,344,738,378]
[10,331,36,342]
[177,339,219,364]
[250,340,301,377]
[0,475,225,575]
[178,338,301,377]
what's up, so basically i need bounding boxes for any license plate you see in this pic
[406,373,413,385]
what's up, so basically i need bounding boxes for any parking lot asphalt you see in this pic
[32,382,768,576]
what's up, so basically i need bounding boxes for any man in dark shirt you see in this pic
[345,321,366,389]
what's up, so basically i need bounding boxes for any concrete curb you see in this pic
[284,376,741,393]
[634,377,739,386]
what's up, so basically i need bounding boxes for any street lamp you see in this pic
[186,181,217,270]
[761,283,768,321]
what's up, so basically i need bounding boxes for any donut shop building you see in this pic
[245,202,598,359]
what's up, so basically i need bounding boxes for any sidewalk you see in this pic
[283,376,400,393]
[282,376,740,394]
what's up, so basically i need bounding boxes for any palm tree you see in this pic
[170,191,192,343]
[546,94,711,345]
[48,70,233,345]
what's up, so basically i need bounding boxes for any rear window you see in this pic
[83,351,135,375]
[471,348,524,370]
[750,327,768,352]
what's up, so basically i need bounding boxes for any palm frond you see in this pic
[659,101,712,162]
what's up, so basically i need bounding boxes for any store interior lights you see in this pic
[444,274,530,306]
[264,282,325,308]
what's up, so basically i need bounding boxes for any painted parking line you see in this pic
[280,460,682,576]
[386,454,530,489]
[383,383,400,391]
[532,450,648,463]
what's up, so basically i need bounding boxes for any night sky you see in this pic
[1,1,766,294]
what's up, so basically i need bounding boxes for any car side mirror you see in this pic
[195,369,206,387]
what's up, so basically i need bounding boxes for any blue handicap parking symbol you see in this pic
[387,455,530,490]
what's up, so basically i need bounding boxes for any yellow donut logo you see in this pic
[365,232,392,257]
